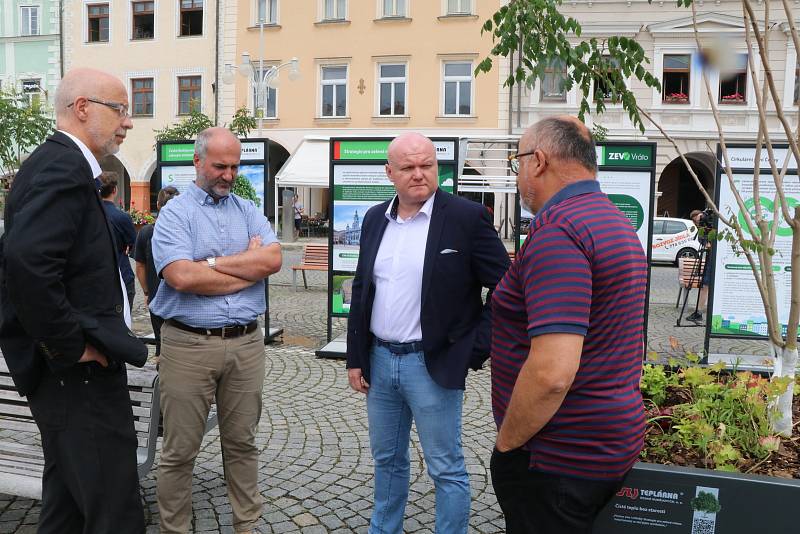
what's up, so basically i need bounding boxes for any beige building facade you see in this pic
[63,0,219,209]
[223,0,506,221]
[513,1,800,219]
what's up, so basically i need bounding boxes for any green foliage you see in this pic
[127,206,155,225]
[0,90,54,176]
[641,364,669,406]
[232,175,261,207]
[591,123,608,141]
[477,0,662,132]
[228,107,257,138]
[642,362,790,471]
[153,102,213,142]
[691,491,722,513]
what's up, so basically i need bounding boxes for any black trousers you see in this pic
[26,361,145,534]
[491,448,623,534]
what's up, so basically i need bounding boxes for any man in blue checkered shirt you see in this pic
[150,127,282,534]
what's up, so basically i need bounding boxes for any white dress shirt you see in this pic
[370,193,435,343]
[59,130,132,328]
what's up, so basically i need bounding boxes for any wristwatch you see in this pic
[206,257,217,270]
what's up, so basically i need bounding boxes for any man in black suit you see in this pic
[346,133,509,533]
[0,68,147,533]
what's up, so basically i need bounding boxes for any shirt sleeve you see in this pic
[522,222,591,338]
[152,203,194,276]
[245,200,279,246]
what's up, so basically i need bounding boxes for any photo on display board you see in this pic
[237,165,266,207]
[331,275,355,315]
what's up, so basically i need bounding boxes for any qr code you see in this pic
[691,518,717,534]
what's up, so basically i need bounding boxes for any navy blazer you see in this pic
[346,189,510,390]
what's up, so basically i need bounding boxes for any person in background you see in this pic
[293,193,304,237]
[99,170,137,311]
[687,209,712,323]
[134,185,180,358]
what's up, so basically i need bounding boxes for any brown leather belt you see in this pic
[167,319,259,339]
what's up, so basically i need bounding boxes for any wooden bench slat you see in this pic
[0,419,39,433]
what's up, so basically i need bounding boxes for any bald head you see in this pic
[54,68,132,159]
[387,132,436,166]
[521,115,597,175]
[195,127,240,161]
[55,68,126,122]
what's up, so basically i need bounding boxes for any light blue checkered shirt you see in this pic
[149,182,278,328]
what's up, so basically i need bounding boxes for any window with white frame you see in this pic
[323,0,346,20]
[87,3,109,42]
[446,0,471,15]
[378,63,406,115]
[321,65,347,117]
[252,67,277,118]
[443,61,472,115]
[382,0,406,17]
[719,53,747,104]
[593,55,621,103]
[541,59,567,102]
[20,6,40,36]
[21,79,42,107]
[662,54,691,104]
[257,0,277,24]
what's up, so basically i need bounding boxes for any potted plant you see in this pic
[664,92,689,104]
[127,202,155,232]
[721,92,745,104]
[591,356,800,533]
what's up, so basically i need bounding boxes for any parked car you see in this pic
[651,217,702,265]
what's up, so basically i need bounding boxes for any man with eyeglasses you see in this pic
[490,116,648,533]
[0,68,147,533]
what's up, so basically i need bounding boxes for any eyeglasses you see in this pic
[508,150,537,174]
[67,97,130,118]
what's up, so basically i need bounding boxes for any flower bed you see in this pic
[640,358,799,478]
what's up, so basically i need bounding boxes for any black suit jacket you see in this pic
[0,132,147,396]
[346,189,510,390]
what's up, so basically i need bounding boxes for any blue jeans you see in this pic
[367,343,470,534]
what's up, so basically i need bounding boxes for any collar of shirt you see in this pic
[384,192,436,223]
[187,181,228,206]
[58,130,102,178]
[537,179,600,216]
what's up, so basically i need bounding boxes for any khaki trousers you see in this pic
[157,322,265,534]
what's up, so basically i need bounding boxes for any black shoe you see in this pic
[686,311,703,321]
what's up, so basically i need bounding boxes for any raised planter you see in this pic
[593,462,800,533]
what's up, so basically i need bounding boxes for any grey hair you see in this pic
[531,117,598,173]
[194,129,213,161]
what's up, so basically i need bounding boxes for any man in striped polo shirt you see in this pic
[490,116,648,533]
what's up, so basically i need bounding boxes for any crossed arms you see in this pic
[162,237,282,295]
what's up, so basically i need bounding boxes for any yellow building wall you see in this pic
[231,0,502,134]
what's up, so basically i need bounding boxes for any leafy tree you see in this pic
[232,175,261,207]
[0,90,54,178]
[480,0,798,436]
[154,102,256,142]
[476,0,661,132]
[228,107,257,138]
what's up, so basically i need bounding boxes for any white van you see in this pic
[651,217,702,265]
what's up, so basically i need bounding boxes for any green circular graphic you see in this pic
[738,196,798,237]
[607,194,644,231]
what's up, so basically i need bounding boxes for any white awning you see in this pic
[275,136,330,188]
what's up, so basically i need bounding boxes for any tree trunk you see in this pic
[770,341,798,437]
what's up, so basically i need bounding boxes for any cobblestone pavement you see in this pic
[0,244,774,533]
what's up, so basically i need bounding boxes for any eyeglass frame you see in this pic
[67,97,130,118]
[508,150,538,174]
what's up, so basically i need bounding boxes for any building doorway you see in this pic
[657,152,716,219]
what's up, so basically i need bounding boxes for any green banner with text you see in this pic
[161,143,195,162]
[598,145,653,167]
